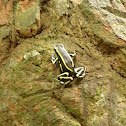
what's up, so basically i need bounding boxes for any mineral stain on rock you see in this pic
[0,0,126,126]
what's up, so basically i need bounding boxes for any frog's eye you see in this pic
[60,44,64,48]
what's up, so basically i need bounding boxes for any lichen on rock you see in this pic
[0,0,126,126]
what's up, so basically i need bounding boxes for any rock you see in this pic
[100,9,126,42]
[0,0,12,40]
[0,0,12,26]
[23,50,40,60]
[0,26,11,41]
[15,0,41,37]
[71,0,83,5]
[88,0,112,8]
[54,0,69,16]
[80,0,126,78]
[0,0,126,126]
[55,0,83,16]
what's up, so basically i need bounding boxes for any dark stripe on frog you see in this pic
[55,49,73,72]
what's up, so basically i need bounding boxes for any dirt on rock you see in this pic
[0,0,126,126]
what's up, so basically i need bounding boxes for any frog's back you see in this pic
[55,45,74,72]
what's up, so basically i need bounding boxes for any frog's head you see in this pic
[55,44,64,48]
[54,44,64,50]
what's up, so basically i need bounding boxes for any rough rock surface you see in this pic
[15,0,41,37]
[0,0,126,126]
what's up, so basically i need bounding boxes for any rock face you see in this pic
[0,0,126,126]
[15,0,41,37]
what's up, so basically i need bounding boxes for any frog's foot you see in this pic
[70,50,76,57]
[55,78,72,85]
[52,52,58,65]
[74,66,86,78]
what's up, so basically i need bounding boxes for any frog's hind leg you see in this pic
[57,72,73,85]
[74,66,86,78]
[58,72,73,81]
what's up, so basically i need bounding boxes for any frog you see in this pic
[52,44,86,85]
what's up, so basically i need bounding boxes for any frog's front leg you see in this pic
[74,67,86,78]
[52,52,58,65]
[70,50,76,57]
[57,72,73,85]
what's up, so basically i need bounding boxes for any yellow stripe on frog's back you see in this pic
[55,49,73,72]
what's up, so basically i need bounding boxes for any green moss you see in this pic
[0,26,10,40]
[15,1,39,29]
[97,87,101,96]
[118,117,126,125]
[92,121,99,126]
[0,85,5,97]
[67,105,85,125]
[79,4,116,44]
[3,0,9,5]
